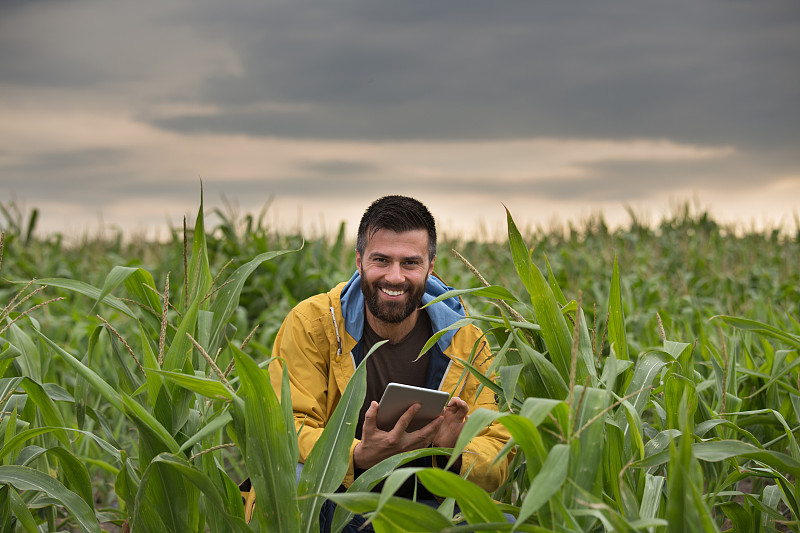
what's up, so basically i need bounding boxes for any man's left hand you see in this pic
[432,397,469,448]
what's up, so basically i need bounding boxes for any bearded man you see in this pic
[266,195,511,531]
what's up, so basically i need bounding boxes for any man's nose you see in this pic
[385,262,404,284]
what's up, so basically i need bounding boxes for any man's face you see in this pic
[356,228,435,325]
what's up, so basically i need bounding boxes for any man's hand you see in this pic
[432,397,469,449]
[353,401,443,470]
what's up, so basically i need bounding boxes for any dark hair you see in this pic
[356,195,437,260]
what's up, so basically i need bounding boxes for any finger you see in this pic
[420,415,443,435]
[449,398,468,417]
[362,401,379,434]
[394,403,421,432]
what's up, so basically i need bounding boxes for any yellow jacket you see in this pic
[268,272,511,491]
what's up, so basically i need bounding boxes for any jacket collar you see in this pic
[339,270,465,353]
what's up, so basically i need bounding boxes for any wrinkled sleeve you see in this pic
[268,305,331,464]
[457,338,514,493]
[268,300,363,487]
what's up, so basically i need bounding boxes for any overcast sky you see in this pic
[2,0,799,241]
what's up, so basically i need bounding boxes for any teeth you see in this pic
[382,288,405,296]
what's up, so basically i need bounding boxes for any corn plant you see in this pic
[323,209,800,532]
[2,197,798,532]
[1,192,293,531]
[0,193,439,532]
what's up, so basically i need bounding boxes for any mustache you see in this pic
[376,283,411,292]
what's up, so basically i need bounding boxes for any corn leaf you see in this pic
[417,467,507,525]
[506,208,578,383]
[297,341,378,533]
[208,249,297,352]
[607,255,629,362]
[45,445,94,508]
[147,453,250,531]
[151,369,232,400]
[31,278,136,317]
[330,448,453,532]
[422,286,520,308]
[0,465,101,533]
[326,492,453,532]
[233,345,300,531]
[714,315,800,349]
[517,443,569,523]
[6,485,39,532]
[33,328,125,412]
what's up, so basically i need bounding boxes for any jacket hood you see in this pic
[339,270,465,353]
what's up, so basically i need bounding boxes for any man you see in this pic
[268,195,510,529]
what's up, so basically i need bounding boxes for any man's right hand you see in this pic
[353,400,443,470]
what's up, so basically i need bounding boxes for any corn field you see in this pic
[1,196,798,532]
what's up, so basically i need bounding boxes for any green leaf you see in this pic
[163,296,200,373]
[297,341,382,533]
[514,330,569,400]
[326,492,453,532]
[505,206,534,297]
[145,453,250,532]
[6,485,39,533]
[46,446,94,508]
[607,255,629,362]
[499,364,523,411]
[718,502,751,533]
[18,377,70,446]
[122,267,163,317]
[517,443,569,523]
[151,369,232,400]
[569,386,607,496]
[133,456,193,533]
[178,412,233,453]
[422,286,520,309]
[330,448,453,533]
[119,391,180,454]
[713,316,800,349]
[0,465,100,533]
[623,350,672,415]
[1,426,121,465]
[208,249,296,351]
[417,468,507,525]
[639,474,665,527]
[31,278,136,317]
[32,328,125,412]
[94,265,144,312]
[418,317,482,358]
[545,255,567,306]
[507,209,578,383]
[233,346,300,530]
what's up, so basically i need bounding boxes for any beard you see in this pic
[361,276,427,324]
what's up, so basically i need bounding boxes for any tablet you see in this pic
[376,382,450,432]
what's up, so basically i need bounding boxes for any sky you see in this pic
[2,0,799,242]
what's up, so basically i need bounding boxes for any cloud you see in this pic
[1,0,798,239]
[134,0,799,150]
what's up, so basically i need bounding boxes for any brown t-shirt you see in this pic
[356,311,432,439]
[354,310,438,498]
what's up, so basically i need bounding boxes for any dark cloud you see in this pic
[5,0,799,150]
[144,0,800,152]
[2,0,799,224]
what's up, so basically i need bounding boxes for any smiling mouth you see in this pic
[380,288,406,297]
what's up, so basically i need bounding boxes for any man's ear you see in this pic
[428,257,436,276]
[355,251,363,275]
